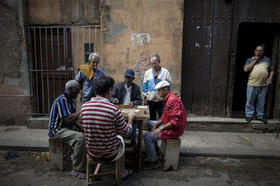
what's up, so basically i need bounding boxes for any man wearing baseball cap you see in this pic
[112,69,142,145]
[143,80,187,169]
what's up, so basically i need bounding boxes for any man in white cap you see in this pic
[143,80,187,169]
[48,80,87,179]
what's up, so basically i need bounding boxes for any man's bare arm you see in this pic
[244,57,258,72]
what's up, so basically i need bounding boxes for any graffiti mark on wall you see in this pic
[131,33,150,46]
[134,52,150,83]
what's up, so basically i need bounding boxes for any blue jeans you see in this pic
[144,120,160,162]
[130,124,137,143]
[245,85,268,119]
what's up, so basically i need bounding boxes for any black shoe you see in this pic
[245,117,252,123]
[257,118,268,124]
[142,160,160,170]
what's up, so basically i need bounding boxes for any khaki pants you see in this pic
[53,128,86,172]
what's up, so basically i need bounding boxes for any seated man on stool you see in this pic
[112,69,142,145]
[143,80,187,169]
[48,80,86,179]
[81,76,135,178]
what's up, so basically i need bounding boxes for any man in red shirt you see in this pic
[143,80,187,169]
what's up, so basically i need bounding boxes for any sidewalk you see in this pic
[0,125,279,158]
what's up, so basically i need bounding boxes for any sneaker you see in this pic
[245,117,252,123]
[77,172,86,179]
[70,170,86,179]
[257,118,268,124]
[70,170,79,177]
[121,169,133,179]
[142,161,160,170]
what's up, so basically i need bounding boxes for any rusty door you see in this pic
[28,26,99,115]
[181,0,234,116]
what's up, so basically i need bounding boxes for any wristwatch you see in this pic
[160,126,163,131]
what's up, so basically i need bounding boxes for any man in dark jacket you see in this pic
[112,69,142,106]
[112,69,143,144]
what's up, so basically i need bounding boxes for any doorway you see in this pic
[232,22,280,118]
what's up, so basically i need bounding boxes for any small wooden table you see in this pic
[119,105,150,171]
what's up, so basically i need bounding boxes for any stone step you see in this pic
[26,116,280,133]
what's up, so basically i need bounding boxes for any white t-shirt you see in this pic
[123,84,132,104]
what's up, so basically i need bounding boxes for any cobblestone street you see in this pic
[1,151,280,186]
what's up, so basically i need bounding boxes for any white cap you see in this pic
[155,80,170,90]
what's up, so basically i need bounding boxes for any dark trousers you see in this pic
[148,101,164,120]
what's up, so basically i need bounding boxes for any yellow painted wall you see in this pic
[27,0,100,25]
[100,0,184,95]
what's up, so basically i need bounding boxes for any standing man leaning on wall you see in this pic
[244,44,274,124]
[75,53,105,104]
[143,54,172,120]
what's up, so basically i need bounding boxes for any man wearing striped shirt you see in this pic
[48,80,86,179]
[81,76,135,177]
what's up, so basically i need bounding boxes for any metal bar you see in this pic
[33,28,39,113]
[94,27,97,52]
[57,28,61,93]
[64,28,66,83]
[66,28,68,71]
[77,27,80,65]
[88,26,91,54]
[71,27,74,78]
[83,26,85,61]
[51,28,55,105]
[45,27,50,112]
[39,28,45,113]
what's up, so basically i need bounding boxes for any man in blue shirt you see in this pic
[75,53,105,103]
[48,80,86,179]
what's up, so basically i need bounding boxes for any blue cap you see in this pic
[124,69,135,78]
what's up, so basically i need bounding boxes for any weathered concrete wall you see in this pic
[27,0,100,25]
[100,0,184,95]
[0,0,31,125]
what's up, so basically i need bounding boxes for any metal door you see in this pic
[181,0,233,116]
[28,25,99,115]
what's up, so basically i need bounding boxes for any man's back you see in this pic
[81,97,131,159]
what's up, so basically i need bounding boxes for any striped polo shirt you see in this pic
[81,97,132,160]
[48,93,75,137]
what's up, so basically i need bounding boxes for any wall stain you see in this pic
[134,52,150,83]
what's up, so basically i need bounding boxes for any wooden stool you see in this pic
[49,138,72,170]
[86,154,121,186]
[276,124,280,138]
[160,138,181,171]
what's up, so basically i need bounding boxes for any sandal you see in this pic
[121,169,133,179]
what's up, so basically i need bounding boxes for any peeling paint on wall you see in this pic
[131,33,150,46]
